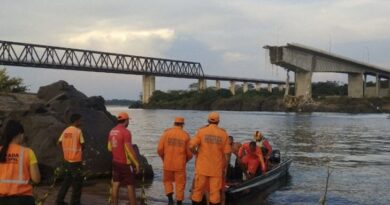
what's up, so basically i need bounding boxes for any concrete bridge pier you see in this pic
[348,73,364,98]
[243,82,248,93]
[255,83,261,91]
[198,79,207,91]
[230,81,236,95]
[278,85,283,92]
[267,84,272,93]
[376,73,380,97]
[378,76,390,97]
[295,71,312,98]
[142,75,155,103]
[215,80,221,90]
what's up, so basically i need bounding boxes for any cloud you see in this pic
[1,0,390,99]
[223,52,250,62]
[66,28,175,45]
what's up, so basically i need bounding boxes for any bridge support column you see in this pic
[376,73,380,97]
[348,73,364,98]
[243,82,248,93]
[295,71,312,98]
[255,83,261,91]
[363,74,367,97]
[142,75,155,103]
[198,79,207,91]
[230,81,236,95]
[267,84,272,93]
[278,85,283,92]
[215,80,221,90]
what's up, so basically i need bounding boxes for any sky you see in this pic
[1,0,390,100]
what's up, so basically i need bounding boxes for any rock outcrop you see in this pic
[0,81,154,181]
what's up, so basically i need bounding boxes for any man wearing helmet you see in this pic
[254,131,272,169]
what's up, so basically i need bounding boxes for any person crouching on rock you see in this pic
[108,112,140,205]
[0,120,41,205]
[157,117,193,205]
[56,113,85,205]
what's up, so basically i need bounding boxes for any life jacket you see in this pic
[0,144,33,196]
[61,126,83,162]
[256,138,269,155]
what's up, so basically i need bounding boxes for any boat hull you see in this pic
[225,158,292,198]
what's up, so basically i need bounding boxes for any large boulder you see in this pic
[0,81,153,181]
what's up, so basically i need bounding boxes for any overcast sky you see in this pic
[1,0,390,100]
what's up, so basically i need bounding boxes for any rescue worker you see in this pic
[0,120,41,205]
[190,112,230,205]
[254,131,272,168]
[108,112,140,205]
[227,137,242,182]
[241,141,264,179]
[237,141,266,179]
[56,113,85,205]
[157,117,193,205]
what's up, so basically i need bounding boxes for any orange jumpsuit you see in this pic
[157,126,193,201]
[190,124,230,204]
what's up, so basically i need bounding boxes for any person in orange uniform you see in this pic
[0,120,41,205]
[238,141,267,179]
[108,112,140,205]
[241,141,265,179]
[190,112,230,205]
[56,113,85,205]
[157,117,193,205]
[254,131,272,169]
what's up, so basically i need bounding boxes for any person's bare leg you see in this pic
[112,182,120,205]
[127,185,138,205]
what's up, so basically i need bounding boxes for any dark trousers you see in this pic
[0,196,35,205]
[56,161,83,205]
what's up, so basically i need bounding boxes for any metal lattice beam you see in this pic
[0,40,204,78]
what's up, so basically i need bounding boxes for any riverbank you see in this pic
[143,89,390,113]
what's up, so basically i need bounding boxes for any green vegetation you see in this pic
[105,99,142,108]
[144,81,390,112]
[312,81,347,98]
[0,68,27,93]
[144,88,284,110]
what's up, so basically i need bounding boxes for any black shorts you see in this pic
[0,195,35,205]
[112,162,135,186]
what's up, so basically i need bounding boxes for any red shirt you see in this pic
[108,124,138,166]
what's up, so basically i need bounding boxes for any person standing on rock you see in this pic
[157,117,193,205]
[56,113,85,205]
[0,120,41,205]
[108,112,140,205]
[190,112,231,205]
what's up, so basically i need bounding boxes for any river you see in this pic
[102,108,389,205]
[40,108,390,205]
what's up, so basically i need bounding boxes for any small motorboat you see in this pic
[225,158,292,198]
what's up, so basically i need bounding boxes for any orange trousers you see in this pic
[191,174,222,204]
[163,170,186,201]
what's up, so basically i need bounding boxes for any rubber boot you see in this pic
[167,193,174,205]
[177,201,182,205]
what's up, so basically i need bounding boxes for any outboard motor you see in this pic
[269,149,281,163]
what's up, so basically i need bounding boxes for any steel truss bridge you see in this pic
[0,40,288,85]
[0,40,204,78]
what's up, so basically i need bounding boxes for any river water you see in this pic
[102,108,390,205]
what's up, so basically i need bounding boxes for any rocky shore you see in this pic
[0,81,153,181]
